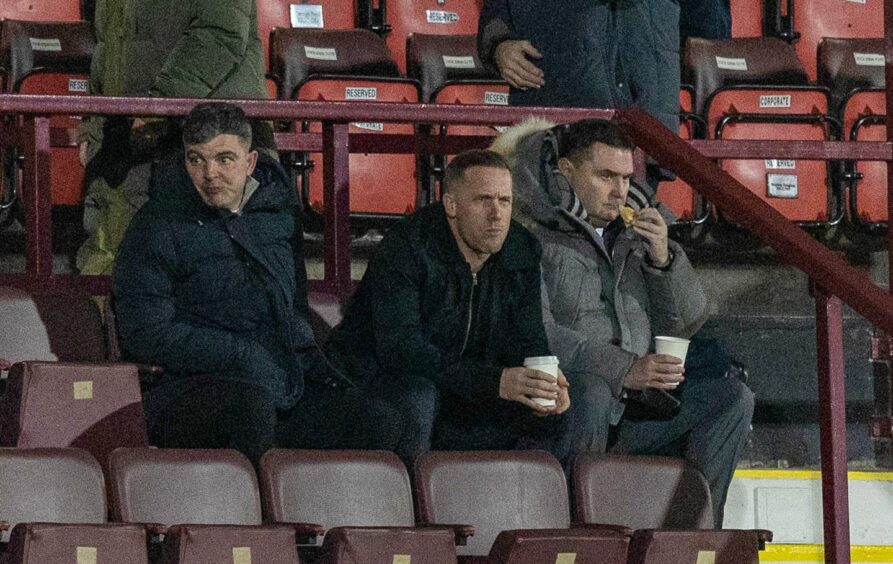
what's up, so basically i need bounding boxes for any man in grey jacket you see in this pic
[493,118,753,527]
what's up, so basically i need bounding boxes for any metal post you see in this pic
[886,0,893,291]
[815,287,851,564]
[22,116,53,280]
[322,121,352,298]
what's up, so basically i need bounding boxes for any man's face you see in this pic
[559,142,635,226]
[185,133,258,211]
[443,166,513,264]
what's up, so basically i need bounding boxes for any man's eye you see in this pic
[188,158,201,166]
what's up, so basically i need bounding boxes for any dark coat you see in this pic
[326,203,550,409]
[478,0,680,131]
[113,155,316,412]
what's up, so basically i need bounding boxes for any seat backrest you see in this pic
[414,451,570,556]
[683,36,810,116]
[108,448,263,526]
[270,28,399,99]
[379,0,480,74]
[0,19,94,92]
[256,0,355,71]
[0,0,81,21]
[817,37,884,117]
[0,448,107,541]
[0,362,148,467]
[260,449,414,528]
[0,287,107,364]
[573,454,714,529]
[406,33,498,102]
[627,529,762,564]
[6,522,150,564]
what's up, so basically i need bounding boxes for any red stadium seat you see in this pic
[0,362,148,471]
[657,87,699,221]
[0,0,81,21]
[270,28,421,217]
[845,90,886,225]
[0,20,94,206]
[687,37,839,225]
[256,0,355,71]
[375,0,480,74]
[414,451,631,563]
[765,0,883,81]
[729,0,762,38]
[817,38,884,117]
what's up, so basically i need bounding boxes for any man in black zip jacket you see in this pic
[114,103,405,467]
[327,150,588,464]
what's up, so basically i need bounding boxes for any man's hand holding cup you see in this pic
[500,356,570,415]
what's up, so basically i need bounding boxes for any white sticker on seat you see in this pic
[715,56,747,71]
[233,547,251,564]
[345,86,377,100]
[353,122,384,131]
[426,10,460,24]
[767,174,799,198]
[392,556,411,564]
[484,91,509,105]
[29,38,62,51]
[765,159,796,170]
[76,547,97,564]
[555,554,577,564]
[759,94,791,108]
[854,52,885,66]
[304,46,337,60]
[73,380,93,400]
[442,55,476,69]
[69,78,89,93]
[696,551,716,564]
[291,4,324,28]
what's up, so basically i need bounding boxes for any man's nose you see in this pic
[203,162,219,178]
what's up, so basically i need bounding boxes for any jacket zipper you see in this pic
[459,272,478,356]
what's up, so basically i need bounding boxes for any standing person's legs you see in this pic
[610,377,753,527]
[146,379,278,470]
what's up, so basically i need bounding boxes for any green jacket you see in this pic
[79,0,268,145]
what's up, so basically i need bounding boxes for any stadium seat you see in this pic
[156,524,300,564]
[2,523,149,564]
[817,38,884,117]
[0,362,148,471]
[729,0,762,38]
[0,20,94,206]
[626,529,767,564]
[572,454,714,529]
[372,0,480,75]
[255,0,355,71]
[0,287,107,364]
[414,451,631,562]
[319,527,457,564]
[765,0,883,81]
[270,28,421,218]
[0,0,81,21]
[657,86,700,221]
[0,448,107,542]
[686,37,839,225]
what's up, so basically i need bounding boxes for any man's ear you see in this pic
[246,150,259,176]
[557,156,574,178]
[442,191,457,219]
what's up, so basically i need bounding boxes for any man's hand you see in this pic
[499,366,561,412]
[632,208,670,267]
[78,141,89,167]
[551,368,570,415]
[132,117,147,130]
[494,40,545,90]
[624,354,684,390]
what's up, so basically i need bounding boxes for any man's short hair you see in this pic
[558,119,636,163]
[182,102,253,148]
[443,149,511,194]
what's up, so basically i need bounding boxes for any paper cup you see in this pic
[653,336,690,364]
[524,356,559,407]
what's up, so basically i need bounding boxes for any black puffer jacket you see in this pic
[326,203,550,407]
[114,154,315,412]
[478,0,680,131]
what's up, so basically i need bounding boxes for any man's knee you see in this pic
[720,377,755,424]
[568,375,617,453]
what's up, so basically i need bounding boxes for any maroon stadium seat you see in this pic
[414,451,631,563]
[0,0,81,21]
[260,449,459,562]
[2,523,149,564]
[0,20,94,206]
[817,38,885,117]
[256,0,355,71]
[487,529,628,564]
[0,287,107,364]
[686,37,838,225]
[572,454,714,529]
[156,524,300,564]
[0,448,107,542]
[270,28,420,217]
[627,529,766,564]
[0,362,148,471]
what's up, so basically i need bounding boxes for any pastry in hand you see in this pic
[620,205,637,227]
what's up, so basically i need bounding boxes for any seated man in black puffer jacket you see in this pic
[114,102,407,467]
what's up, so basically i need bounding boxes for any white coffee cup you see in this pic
[654,336,690,364]
[523,355,559,407]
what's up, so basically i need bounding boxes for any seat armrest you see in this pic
[283,521,325,544]
[572,522,634,537]
[0,520,9,532]
[755,529,773,549]
[417,523,474,546]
